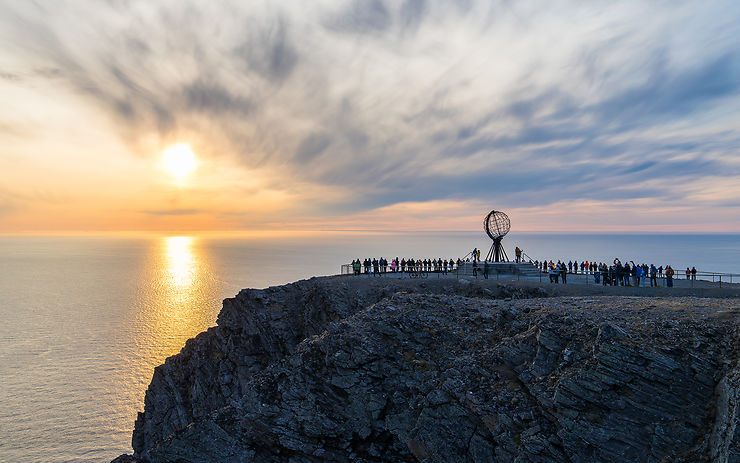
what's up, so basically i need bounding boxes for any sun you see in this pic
[162,143,197,182]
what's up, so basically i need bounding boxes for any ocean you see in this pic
[0,232,738,462]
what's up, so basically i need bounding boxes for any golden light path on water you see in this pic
[116,236,223,450]
[136,236,219,364]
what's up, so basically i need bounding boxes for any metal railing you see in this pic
[341,261,738,287]
[341,262,459,277]
[527,267,738,288]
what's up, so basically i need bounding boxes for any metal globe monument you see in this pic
[484,210,510,262]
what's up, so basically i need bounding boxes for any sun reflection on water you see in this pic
[165,236,195,290]
[132,236,219,372]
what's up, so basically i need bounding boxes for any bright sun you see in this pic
[162,143,197,181]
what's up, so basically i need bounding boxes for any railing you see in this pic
[520,251,536,263]
[341,261,738,287]
[528,266,738,287]
[341,262,459,277]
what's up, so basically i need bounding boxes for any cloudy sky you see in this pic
[1,1,739,233]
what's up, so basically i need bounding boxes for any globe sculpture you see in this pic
[484,210,510,262]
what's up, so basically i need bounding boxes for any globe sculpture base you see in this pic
[486,237,508,262]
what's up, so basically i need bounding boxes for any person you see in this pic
[483,260,490,279]
[601,263,608,286]
[608,265,615,286]
[666,265,675,287]
[658,265,663,277]
[515,246,522,263]
[560,262,567,284]
[650,264,657,287]
[390,259,397,273]
[691,266,697,280]
[472,247,478,263]
[686,267,691,280]
[630,261,639,287]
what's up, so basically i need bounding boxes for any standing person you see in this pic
[658,265,663,277]
[650,264,657,287]
[515,247,522,263]
[686,267,691,280]
[666,266,675,287]
[560,262,567,284]
[630,261,639,287]
[691,266,697,280]
[601,263,608,286]
[594,263,601,284]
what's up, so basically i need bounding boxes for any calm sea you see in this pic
[1,232,738,462]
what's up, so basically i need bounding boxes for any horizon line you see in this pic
[2,229,740,237]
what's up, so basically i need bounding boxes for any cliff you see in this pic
[116,277,740,463]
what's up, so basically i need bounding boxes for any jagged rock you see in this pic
[116,277,740,463]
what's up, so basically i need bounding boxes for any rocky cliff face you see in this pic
[124,277,739,463]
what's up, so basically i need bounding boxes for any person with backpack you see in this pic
[666,266,675,287]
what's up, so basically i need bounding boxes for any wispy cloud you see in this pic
[1,0,739,227]
[141,208,203,217]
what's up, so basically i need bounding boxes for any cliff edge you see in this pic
[117,277,740,463]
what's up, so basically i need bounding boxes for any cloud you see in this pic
[141,208,203,216]
[1,0,739,222]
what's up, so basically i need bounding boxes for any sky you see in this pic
[1,0,739,233]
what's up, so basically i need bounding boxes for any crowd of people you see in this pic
[350,257,465,275]
[533,259,698,287]
[348,253,700,289]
